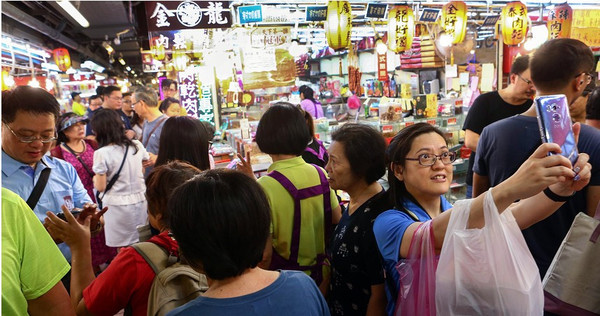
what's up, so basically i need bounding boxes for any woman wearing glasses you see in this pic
[373,123,592,315]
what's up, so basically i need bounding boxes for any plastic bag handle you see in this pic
[482,188,501,228]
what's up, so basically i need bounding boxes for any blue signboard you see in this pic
[419,8,440,22]
[238,5,262,24]
[306,6,327,21]
[482,15,500,27]
[366,3,387,19]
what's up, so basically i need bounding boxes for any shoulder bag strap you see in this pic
[142,117,167,148]
[26,167,51,210]
[63,143,95,178]
[98,145,129,201]
[131,242,169,274]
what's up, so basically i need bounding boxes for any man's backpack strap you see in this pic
[131,242,177,273]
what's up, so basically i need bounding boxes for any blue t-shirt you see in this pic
[373,197,452,315]
[474,115,600,277]
[2,151,92,261]
[167,270,330,316]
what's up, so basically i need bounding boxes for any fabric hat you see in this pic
[71,91,81,99]
[58,113,89,132]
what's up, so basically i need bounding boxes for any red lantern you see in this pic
[547,3,572,39]
[52,48,71,72]
[501,2,528,46]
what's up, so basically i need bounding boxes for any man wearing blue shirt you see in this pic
[2,86,92,263]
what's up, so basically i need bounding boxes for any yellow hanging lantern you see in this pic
[547,3,572,39]
[441,1,468,44]
[52,48,71,72]
[172,51,189,72]
[388,6,414,53]
[324,0,352,51]
[501,1,528,46]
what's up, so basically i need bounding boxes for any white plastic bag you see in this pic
[435,190,544,316]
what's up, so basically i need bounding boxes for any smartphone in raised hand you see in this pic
[534,94,578,165]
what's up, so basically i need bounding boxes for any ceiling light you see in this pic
[125,66,132,71]
[56,0,90,28]
[102,42,114,54]
[118,57,126,65]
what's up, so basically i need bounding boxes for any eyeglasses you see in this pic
[517,74,533,85]
[574,72,592,85]
[405,152,457,166]
[131,100,142,108]
[3,123,57,144]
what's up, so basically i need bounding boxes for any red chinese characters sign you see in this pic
[145,1,232,31]
[548,3,573,39]
[501,2,528,46]
[377,53,388,81]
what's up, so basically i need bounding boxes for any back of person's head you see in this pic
[133,85,159,107]
[587,86,600,120]
[155,116,211,170]
[200,121,216,140]
[386,123,446,207]
[2,86,60,124]
[255,102,311,155]
[102,85,121,98]
[122,92,132,98]
[530,38,594,92]
[169,169,271,280]
[159,97,180,113]
[303,109,316,137]
[90,108,134,150]
[331,124,386,184]
[299,85,316,102]
[510,55,530,75]
[96,86,105,97]
[145,161,201,230]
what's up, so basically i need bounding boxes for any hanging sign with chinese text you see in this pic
[377,53,388,81]
[366,3,387,19]
[420,8,440,22]
[570,9,600,47]
[238,5,262,24]
[501,1,528,46]
[441,1,467,44]
[250,27,291,48]
[306,6,327,22]
[145,1,232,31]
[325,0,352,51]
[548,3,572,39]
[178,68,200,118]
[388,6,414,53]
[198,84,215,124]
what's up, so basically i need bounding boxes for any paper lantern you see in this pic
[501,2,528,46]
[151,37,166,61]
[441,1,468,44]
[172,51,189,72]
[388,6,415,53]
[547,3,572,39]
[52,48,71,72]
[324,0,352,51]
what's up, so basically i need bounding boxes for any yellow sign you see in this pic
[571,9,600,47]
[425,94,438,118]
[400,83,412,99]
[441,1,468,44]
[388,6,415,53]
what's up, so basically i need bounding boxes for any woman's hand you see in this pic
[236,152,255,179]
[549,152,592,196]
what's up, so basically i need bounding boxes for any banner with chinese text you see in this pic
[145,1,232,31]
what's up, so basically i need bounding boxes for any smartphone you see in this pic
[56,210,82,221]
[534,94,578,165]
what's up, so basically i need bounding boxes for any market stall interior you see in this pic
[2,1,599,202]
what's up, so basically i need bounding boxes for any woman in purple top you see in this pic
[300,85,324,119]
[51,112,117,272]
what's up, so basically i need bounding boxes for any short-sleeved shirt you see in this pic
[72,101,86,116]
[83,232,177,316]
[2,151,92,261]
[462,91,532,185]
[167,270,331,316]
[1,188,70,316]
[301,99,325,119]
[257,157,338,272]
[142,114,168,155]
[474,115,600,277]
[328,190,387,316]
[373,197,452,315]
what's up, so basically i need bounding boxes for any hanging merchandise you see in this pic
[501,1,528,46]
[324,0,352,51]
[441,1,468,44]
[52,48,71,72]
[388,5,415,53]
[547,3,573,39]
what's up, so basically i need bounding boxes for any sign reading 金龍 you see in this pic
[145,1,232,31]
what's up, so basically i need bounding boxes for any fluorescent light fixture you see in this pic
[125,66,132,71]
[81,60,105,73]
[118,57,126,65]
[56,0,90,28]
[102,42,114,54]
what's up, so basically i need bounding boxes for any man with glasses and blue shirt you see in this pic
[2,86,95,289]
[462,55,535,198]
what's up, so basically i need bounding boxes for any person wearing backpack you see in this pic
[45,161,203,316]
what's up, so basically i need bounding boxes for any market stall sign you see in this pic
[571,9,600,47]
[145,1,231,31]
[198,84,215,124]
[306,6,327,21]
[52,48,71,72]
[238,5,263,24]
[366,3,387,19]
[250,27,291,48]
[420,8,440,22]
[548,3,573,39]
[441,1,467,44]
[325,0,352,51]
[501,1,528,46]
[178,69,200,118]
[388,5,414,53]
[69,74,95,81]
[482,15,500,27]
[377,52,388,81]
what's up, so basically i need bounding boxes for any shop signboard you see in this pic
[250,26,291,48]
[238,5,262,24]
[366,4,387,19]
[145,1,232,31]
[306,6,327,22]
[178,69,200,118]
[377,52,388,81]
[571,9,600,47]
[69,74,95,81]
[198,84,215,124]
[482,15,500,27]
[419,8,440,22]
